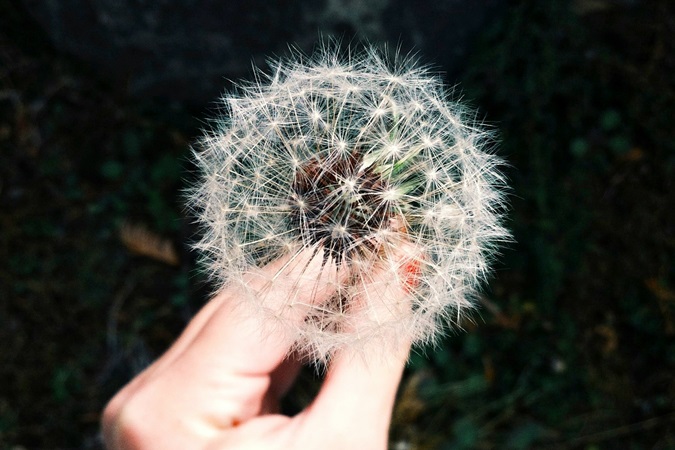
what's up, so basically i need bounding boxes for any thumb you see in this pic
[301,247,417,447]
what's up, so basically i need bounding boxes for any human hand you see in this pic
[101,248,414,449]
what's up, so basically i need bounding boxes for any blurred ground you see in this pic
[1,1,674,449]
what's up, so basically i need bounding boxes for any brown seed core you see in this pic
[289,151,394,264]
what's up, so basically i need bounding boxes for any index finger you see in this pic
[182,246,347,375]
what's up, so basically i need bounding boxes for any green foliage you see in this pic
[391,0,675,448]
[2,0,674,448]
[0,19,203,445]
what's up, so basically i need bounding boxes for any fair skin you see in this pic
[102,248,414,449]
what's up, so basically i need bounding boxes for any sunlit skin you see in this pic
[102,248,414,449]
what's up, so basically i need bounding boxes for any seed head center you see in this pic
[289,153,394,263]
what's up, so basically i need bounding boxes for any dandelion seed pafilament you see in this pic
[189,43,509,361]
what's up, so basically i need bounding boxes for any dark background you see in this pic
[1,1,674,448]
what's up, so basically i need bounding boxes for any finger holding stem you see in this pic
[297,244,419,449]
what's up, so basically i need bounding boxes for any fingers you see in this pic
[103,294,226,418]
[103,246,346,444]
[301,246,415,447]
[183,247,347,375]
[103,244,416,449]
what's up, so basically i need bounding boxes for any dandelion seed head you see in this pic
[188,41,509,361]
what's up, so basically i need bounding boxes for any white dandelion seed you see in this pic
[188,42,509,362]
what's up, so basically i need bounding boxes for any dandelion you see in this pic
[188,42,508,361]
